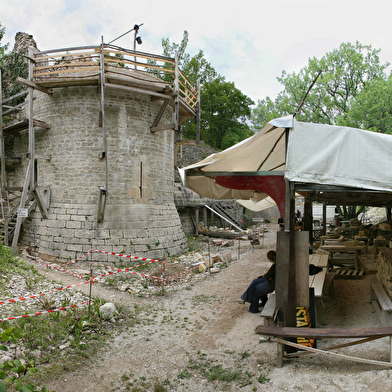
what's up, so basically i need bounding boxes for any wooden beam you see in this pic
[16,77,53,95]
[151,98,171,129]
[175,140,196,146]
[150,123,175,133]
[32,188,48,219]
[256,325,392,338]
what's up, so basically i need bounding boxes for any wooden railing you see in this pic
[32,44,198,109]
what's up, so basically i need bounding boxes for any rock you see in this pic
[119,284,130,292]
[379,223,392,231]
[30,349,41,358]
[198,263,207,273]
[99,302,117,319]
[59,341,71,350]
[222,240,234,247]
[0,355,13,364]
[212,253,231,264]
[73,269,90,276]
[210,268,221,274]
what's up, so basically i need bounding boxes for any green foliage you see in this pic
[0,21,28,115]
[341,75,392,134]
[158,30,254,149]
[258,373,270,384]
[200,78,254,149]
[250,97,281,133]
[251,41,389,130]
[161,31,218,85]
[0,22,9,67]
[0,325,49,392]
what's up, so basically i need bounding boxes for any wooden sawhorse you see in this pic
[256,325,392,368]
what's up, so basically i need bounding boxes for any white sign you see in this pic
[17,208,28,218]
[252,217,264,222]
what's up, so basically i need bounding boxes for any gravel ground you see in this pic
[15,224,392,391]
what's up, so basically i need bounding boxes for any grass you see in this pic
[0,242,137,389]
[174,351,261,388]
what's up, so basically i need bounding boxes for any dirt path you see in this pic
[27,225,392,391]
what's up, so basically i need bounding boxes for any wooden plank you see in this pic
[310,270,327,297]
[276,231,290,309]
[34,66,100,77]
[296,231,309,306]
[34,60,99,71]
[369,276,392,311]
[34,50,100,61]
[103,49,175,65]
[104,82,174,100]
[103,57,175,74]
[255,325,392,338]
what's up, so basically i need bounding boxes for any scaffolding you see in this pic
[0,40,200,246]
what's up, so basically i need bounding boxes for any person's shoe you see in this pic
[236,299,245,304]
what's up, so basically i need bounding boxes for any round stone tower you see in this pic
[2,33,196,262]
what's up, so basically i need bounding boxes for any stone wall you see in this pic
[377,247,392,299]
[9,84,188,261]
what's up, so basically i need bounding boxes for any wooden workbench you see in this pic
[320,242,366,271]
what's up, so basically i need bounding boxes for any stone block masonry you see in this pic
[21,202,188,262]
[9,75,188,261]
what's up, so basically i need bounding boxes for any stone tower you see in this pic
[1,33,199,262]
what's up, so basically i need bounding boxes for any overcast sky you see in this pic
[1,0,392,105]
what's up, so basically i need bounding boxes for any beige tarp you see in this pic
[179,116,392,211]
[178,116,289,205]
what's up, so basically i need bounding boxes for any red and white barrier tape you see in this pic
[0,280,92,306]
[0,300,90,322]
[93,249,163,263]
[91,267,164,282]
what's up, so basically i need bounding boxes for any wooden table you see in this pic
[320,243,366,271]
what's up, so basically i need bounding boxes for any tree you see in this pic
[250,97,281,133]
[158,31,254,149]
[161,30,218,85]
[340,76,392,134]
[0,22,9,67]
[200,78,254,150]
[251,41,389,129]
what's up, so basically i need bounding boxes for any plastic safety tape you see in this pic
[0,300,90,322]
[0,280,92,306]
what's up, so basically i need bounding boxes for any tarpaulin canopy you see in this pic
[179,116,392,216]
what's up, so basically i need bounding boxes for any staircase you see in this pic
[0,190,36,246]
[208,201,251,230]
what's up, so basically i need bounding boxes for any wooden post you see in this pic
[12,161,31,248]
[304,198,311,243]
[0,69,6,189]
[196,78,201,144]
[203,207,208,229]
[28,47,35,191]
[195,208,199,235]
[174,52,179,132]
[100,37,108,195]
[322,202,327,235]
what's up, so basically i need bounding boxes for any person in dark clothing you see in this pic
[237,250,277,313]
[278,217,285,231]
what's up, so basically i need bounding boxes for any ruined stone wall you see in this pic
[10,85,188,261]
